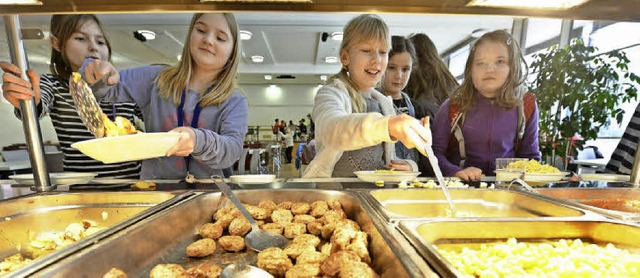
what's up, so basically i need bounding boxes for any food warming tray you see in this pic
[0,191,191,277]
[33,189,434,277]
[398,220,640,277]
[533,188,640,221]
[361,189,586,221]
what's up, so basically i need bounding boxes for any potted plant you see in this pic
[528,38,640,168]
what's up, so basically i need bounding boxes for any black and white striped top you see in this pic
[15,74,142,178]
[606,103,640,175]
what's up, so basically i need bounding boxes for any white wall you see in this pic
[0,83,319,148]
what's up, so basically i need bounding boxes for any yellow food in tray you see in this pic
[438,237,640,277]
[103,115,139,137]
[505,159,560,173]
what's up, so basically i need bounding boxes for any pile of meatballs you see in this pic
[147,199,378,278]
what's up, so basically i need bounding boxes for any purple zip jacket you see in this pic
[432,92,541,177]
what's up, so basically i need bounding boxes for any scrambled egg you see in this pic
[505,159,560,173]
[103,115,139,137]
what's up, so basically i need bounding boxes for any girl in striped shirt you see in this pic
[1,14,142,178]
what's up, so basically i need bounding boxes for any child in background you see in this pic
[82,13,248,180]
[1,14,142,178]
[431,30,541,181]
[380,35,425,162]
[303,14,431,178]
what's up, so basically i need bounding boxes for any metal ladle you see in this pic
[221,264,273,278]
[212,176,289,252]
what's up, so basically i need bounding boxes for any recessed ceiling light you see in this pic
[324,56,339,64]
[239,30,252,40]
[467,0,588,9]
[320,75,328,81]
[0,0,42,4]
[331,32,343,41]
[251,55,264,63]
[137,30,156,40]
[264,74,272,80]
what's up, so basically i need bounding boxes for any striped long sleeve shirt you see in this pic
[15,74,142,178]
[606,103,640,175]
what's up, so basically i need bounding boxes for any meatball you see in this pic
[218,235,245,252]
[215,214,234,229]
[293,215,316,225]
[327,200,342,210]
[307,220,323,236]
[283,243,316,259]
[346,231,371,264]
[185,263,222,278]
[310,201,329,218]
[186,238,216,257]
[277,201,293,210]
[321,210,345,225]
[320,251,361,276]
[335,219,360,232]
[321,223,336,239]
[262,223,284,235]
[293,234,321,248]
[320,243,332,256]
[199,223,223,240]
[290,202,311,215]
[247,205,270,220]
[283,223,307,239]
[257,247,293,277]
[339,260,377,278]
[330,228,357,253]
[228,217,251,236]
[258,200,277,212]
[285,264,321,278]
[103,267,127,278]
[271,209,294,226]
[213,207,240,221]
[149,264,186,278]
[297,250,328,265]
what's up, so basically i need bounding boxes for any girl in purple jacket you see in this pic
[431,30,540,181]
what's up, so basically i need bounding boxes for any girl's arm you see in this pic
[313,85,392,151]
[517,100,542,161]
[432,100,463,176]
[191,93,249,169]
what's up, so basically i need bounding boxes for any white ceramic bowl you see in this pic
[354,171,421,183]
[72,132,180,164]
[229,174,276,184]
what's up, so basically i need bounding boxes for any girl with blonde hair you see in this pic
[82,13,248,180]
[303,14,431,178]
[432,30,540,181]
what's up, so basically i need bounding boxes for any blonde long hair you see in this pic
[329,14,390,113]
[155,13,240,107]
[450,30,528,113]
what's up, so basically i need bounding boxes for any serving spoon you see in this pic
[211,176,289,252]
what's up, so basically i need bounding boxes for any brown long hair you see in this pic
[450,30,528,113]
[329,14,390,113]
[49,14,112,82]
[155,13,240,107]
[405,33,458,106]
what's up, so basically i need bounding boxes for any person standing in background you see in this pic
[380,35,425,163]
[287,120,298,140]
[279,129,294,163]
[405,33,459,120]
[606,102,640,174]
[1,14,142,179]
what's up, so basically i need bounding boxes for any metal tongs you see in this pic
[422,144,457,215]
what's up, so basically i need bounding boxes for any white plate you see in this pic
[579,173,630,182]
[523,172,570,183]
[354,171,421,183]
[229,174,276,184]
[10,172,97,185]
[71,132,180,164]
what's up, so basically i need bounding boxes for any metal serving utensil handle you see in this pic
[211,175,257,226]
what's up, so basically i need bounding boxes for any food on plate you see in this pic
[103,115,139,137]
[102,267,127,278]
[185,238,216,257]
[185,263,222,278]
[257,247,293,277]
[149,264,186,278]
[505,159,560,173]
[373,169,397,174]
[199,223,223,239]
[438,237,640,277]
[218,235,245,252]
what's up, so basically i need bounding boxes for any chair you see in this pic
[236,148,250,175]
[249,148,262,174]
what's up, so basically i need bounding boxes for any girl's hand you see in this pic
[166,127,196,157]
[0,61,40,109]
[83,59,119,85]
[388,114,432,153]
[385,160,412,171]
[455,167,482,181]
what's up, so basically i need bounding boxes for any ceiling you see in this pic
[1,12,514,85]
